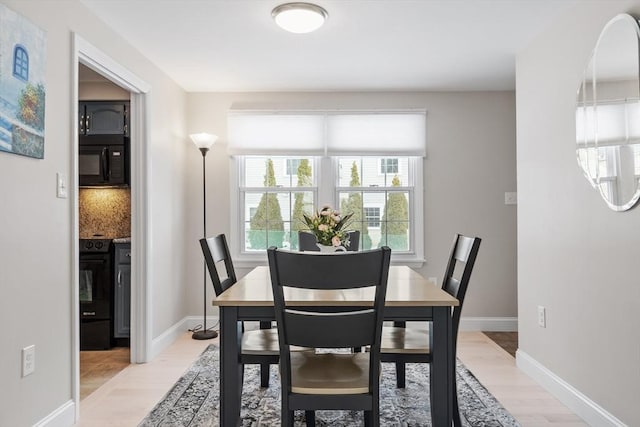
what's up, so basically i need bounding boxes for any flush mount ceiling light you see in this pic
[272,2,328,34]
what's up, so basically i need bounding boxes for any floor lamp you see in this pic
[190,132,219,340]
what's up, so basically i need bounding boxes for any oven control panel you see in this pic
[80,238,112,253]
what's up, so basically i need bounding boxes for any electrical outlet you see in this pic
[22,345,35,377]
[537,306,546,328]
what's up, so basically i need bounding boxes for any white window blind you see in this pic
[227,113,325,155]
[227,110,426,156]
[576,100,640,145]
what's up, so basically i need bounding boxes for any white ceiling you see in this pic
[80,0,580,92]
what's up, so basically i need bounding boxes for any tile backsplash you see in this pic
[79,188,131,239]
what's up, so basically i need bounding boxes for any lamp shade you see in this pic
[272,3,328,34]
[190,133,218,150]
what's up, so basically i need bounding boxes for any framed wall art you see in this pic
[0,3,46,159]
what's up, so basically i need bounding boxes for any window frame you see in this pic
[231,155,424,267]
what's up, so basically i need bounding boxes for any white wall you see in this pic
[0,1,189,425]
[186,91,517,323]
[516,1,640,425]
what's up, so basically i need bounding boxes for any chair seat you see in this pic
[290,352,370,395]
[242,328,310,355]
[241,328,280,355]
[381,326,430,354]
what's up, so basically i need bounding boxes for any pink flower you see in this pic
[332,236,341,246]
[318,224,329,231]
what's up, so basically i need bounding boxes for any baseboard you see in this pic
[149,315,219,360]
[459,316,518,331]
[516,350,625,426]
[33,400,75,427]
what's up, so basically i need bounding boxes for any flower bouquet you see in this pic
[302,206,354,248]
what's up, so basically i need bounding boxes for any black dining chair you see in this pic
[298,230,360,251]
[267,246,391,427]
[200,233,278,387]
[380,233,481,427]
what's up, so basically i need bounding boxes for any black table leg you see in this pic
[430,306,453,426]
[220,306,243,427]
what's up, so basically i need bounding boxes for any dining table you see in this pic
[212,265,459,426]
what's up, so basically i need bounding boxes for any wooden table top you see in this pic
[212,266,459,307]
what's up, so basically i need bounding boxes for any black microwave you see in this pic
[79,135,129,187]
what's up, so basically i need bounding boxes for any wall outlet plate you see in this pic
[537,306,546,328]
[22,345,35,377]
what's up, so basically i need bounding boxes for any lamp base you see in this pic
[192,329,218,340]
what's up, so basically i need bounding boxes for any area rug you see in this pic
[139,345,520,426]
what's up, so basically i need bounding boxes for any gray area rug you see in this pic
[139,345,520,426]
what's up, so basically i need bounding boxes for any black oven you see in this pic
[79,135,129,187]
[79,238,113,350]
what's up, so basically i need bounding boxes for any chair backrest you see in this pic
[199,234,237,296]
[441,234,481,345]
[298,230,360,252]
[267,247,391,389]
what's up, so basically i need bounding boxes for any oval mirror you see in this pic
[576,13,640,211]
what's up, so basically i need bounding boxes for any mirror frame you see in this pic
[576,13,640,211]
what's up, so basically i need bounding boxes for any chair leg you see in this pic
[260,363,270,387]
[364,409,378,427]
[305,410,315,426]
[395,361,406,388]
[364,410,371,427]
[453,383,462,427]
[281,408,294,427]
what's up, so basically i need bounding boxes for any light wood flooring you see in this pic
[75,331,587,426]
[80,347,131,400]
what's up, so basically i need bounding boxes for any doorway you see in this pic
[72,34,151,419]
[78,63,132,398]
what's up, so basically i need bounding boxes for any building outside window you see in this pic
[285,158,303,176]
[364,207,380,227]
[380,158,399,174]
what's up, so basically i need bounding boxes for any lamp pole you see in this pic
[190,133,218,340]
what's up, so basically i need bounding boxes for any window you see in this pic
[337,157,412,251]
[364,207,380,227]
[285,158,303,176]
[13,45,29,81]
[236,155,420,256]
[239,156,316,252]
[380,158,398,174]
[229,110,425,263]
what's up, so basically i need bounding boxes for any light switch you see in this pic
[504,192,517,205]
[57,173,67,199]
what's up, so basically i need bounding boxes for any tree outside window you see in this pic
[340,161,372,250]
[290,159,313,250]
[381,175,409,250]
[248,159,284,249]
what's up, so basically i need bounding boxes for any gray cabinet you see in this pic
[113,243,131,338]
[79,101,129,136]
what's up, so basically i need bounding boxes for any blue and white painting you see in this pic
[0,4,46,159]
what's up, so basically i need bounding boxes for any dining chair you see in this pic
[267,246,391,427]
[380,233,481,427]
[200,233,277,387]
[298,230,360,251]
